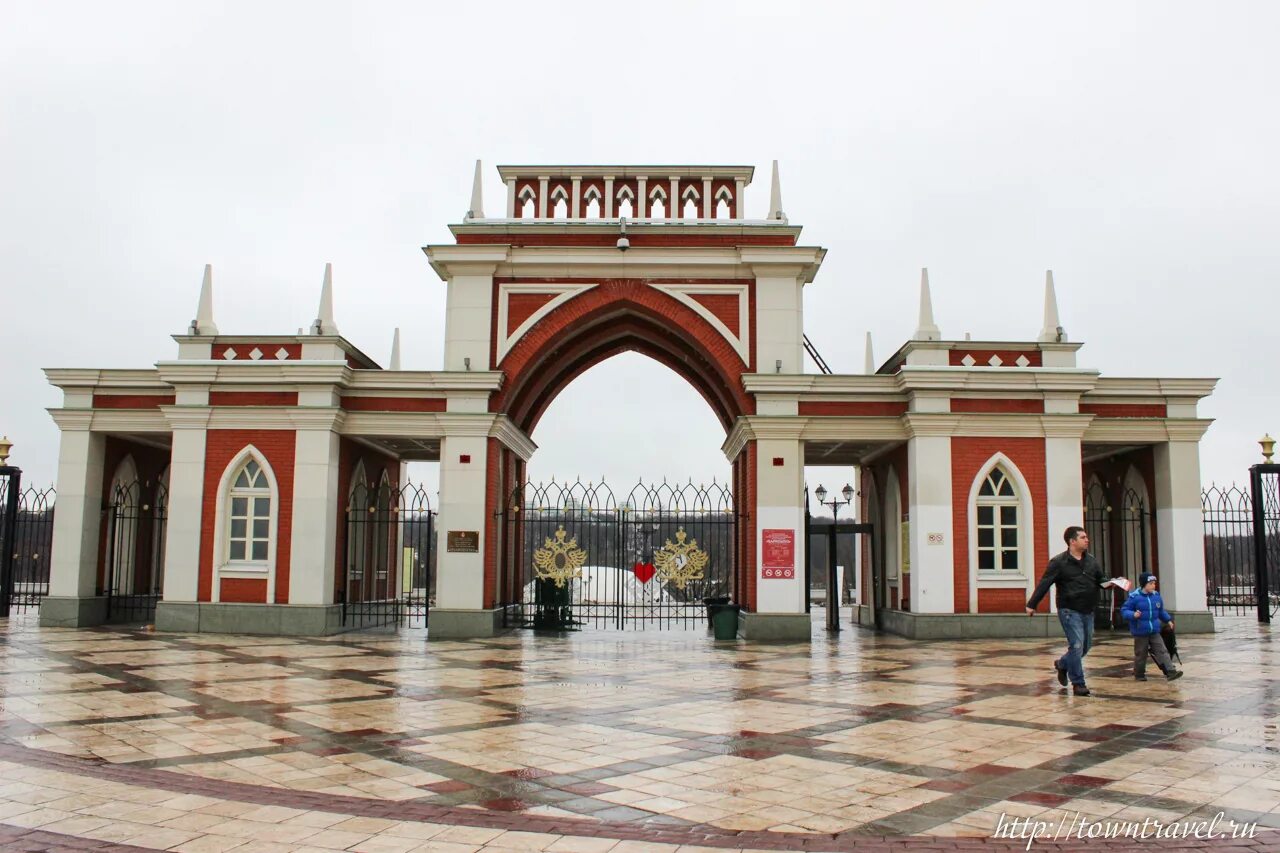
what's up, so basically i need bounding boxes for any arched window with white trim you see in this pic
[227,458,271,563]
[714,186,733,219]
[976,467,1020,572]
[648,186,666,218]
[583,185,603,219]
[681,186,700,219]
[550,185,569,219]
[616,185,635,218]
[517,185,536,218]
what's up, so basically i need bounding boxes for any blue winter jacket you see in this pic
[1120,589,1172,637]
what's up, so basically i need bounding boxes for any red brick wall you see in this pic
[950,437,1047,613]
[951,398,1044,414]
[506,292,558,335]
[212,343,301,360]
[688,293,741,336]
[1079,403,1168,418]
[209,391,298,407]
[220,578,268,603]
[339,396,447,412]
[978,588,1029,613]
[798,401,908,416]
[93,394,175,409]
[949,349,1043,367]
[199,430,296,603]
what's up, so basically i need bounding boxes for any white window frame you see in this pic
[211,446,280,603]
[968,453,1035,612]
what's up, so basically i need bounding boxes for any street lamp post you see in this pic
[0,437,20,620]
[814,483,855,633]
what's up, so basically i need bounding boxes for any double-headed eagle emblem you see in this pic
[532,526,588,587]
[654,527,709,590]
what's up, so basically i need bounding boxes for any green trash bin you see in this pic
[710,604,739,640]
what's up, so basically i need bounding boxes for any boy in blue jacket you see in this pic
[1120,573,1183,681]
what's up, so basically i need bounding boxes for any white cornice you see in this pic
[895,368,1100,393]
[346,371,505,392]
[490,416,538,461]
[1086,377,1219,399]
[44,368,168,390]
[743,374,900,394]
[47,409,96,430]
[1083,418,1214,443]
[156,362,350,385]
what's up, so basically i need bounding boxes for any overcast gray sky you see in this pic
[3,2,1277,506]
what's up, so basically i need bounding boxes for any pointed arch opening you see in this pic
[211,446,281,603]
[967,453,1036,613]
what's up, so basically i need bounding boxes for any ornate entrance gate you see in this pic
[500,480,737,630]
[342,481,435,629]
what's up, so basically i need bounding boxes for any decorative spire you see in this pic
[389,327,401,371]
[913,268,940,341]
[466,159,484,220]
[864,332,876,374]
[1038,270,1065,342]
[312,263,339,336]
[767,159,786,222]
[190,264,218,336]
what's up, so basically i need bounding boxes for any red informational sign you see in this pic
[761,528,795,579]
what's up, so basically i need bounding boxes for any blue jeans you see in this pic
[1056,608,1094,686]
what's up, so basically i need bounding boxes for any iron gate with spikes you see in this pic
[500,479,738,630]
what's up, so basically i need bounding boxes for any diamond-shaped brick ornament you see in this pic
[275,348,290,360]
[248,347,264,360]
[988,355,1004,367]
[222,347,237,360]
[1016,355,1031,367]
[961,354,977,367]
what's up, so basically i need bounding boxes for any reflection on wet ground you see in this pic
[0,615,1277,850]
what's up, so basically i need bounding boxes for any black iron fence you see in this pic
[1203,465,1280,621]
[501,479,738,631]
[103,480,167,623]
[1,472,55,617]
[342,480,435,630]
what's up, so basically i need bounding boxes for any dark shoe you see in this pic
[1135,674,1148,681]
[1074,685,1091,696]
[1166,670,1183,682]
[1055,662,1068,686]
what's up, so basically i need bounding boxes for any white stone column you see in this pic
[431,419,495,637]
[734,179,745,219]
[442,264,496,372]
[741,437,810,640]
[160,409,211,603]
[288,411,341,606]
[669,178,680,217]
[505,179,516,218]
[1154,438,1209,612]
[46,416,105,600]
[604,177,614,217]
[570,176,581,219]
[905,418,955,613]
[1043,416,1089,611]
[636,177,647,218]
[701,177,712,218]
[537,176,548,219]
[752,269,804,374]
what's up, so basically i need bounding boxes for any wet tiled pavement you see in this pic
[0,614,1277,851]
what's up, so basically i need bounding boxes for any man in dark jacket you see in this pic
[1026,526,1109,696]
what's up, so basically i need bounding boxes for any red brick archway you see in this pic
[492,279,755,435]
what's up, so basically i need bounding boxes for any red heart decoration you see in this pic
[633,562,656,584]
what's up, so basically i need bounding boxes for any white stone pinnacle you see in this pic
[1038,270,1065,342]
[192,264,218,336]
[389,327,401,371]
[467,159,484,220]
[767,160,786,222]
[913,268,941,341]
[313,263,339,336]
[864,332,876,375]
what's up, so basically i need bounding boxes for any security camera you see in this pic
[617,217,629,252]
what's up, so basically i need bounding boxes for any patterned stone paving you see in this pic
[0,613,1277,851]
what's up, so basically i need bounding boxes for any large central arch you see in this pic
[492,279,755,435]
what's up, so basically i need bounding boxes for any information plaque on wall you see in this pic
[446,530,479,553]
[761,528,795,579]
